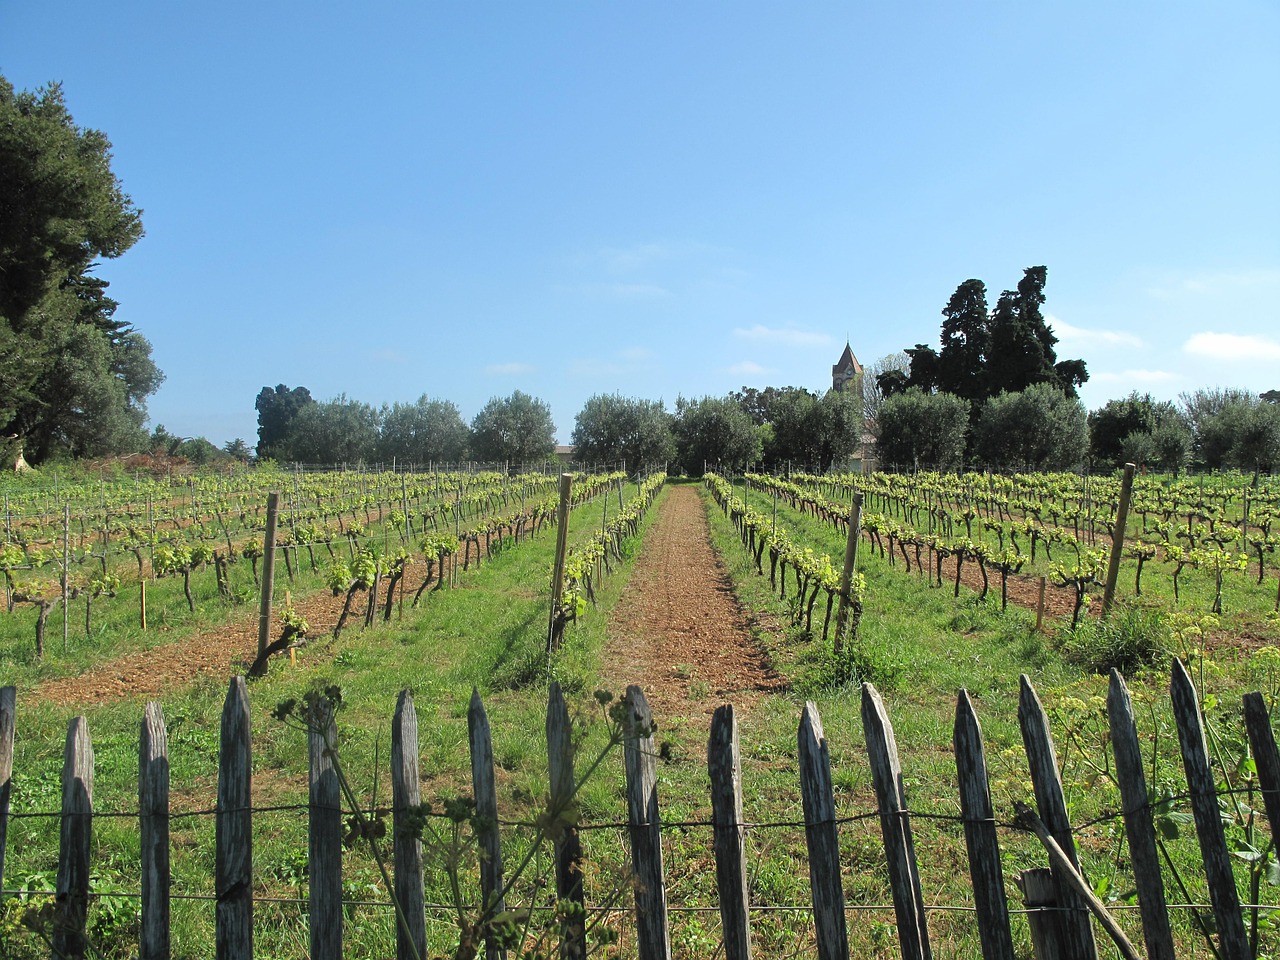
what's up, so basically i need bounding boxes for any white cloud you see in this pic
[1147,268,1280,299]
[569,358,622,377]
[617,346,656,362]
[556,282,670,299]
[485,362,534,376]
[367,348,409,364]
[1091,369,1180,385]
[1183,332,1280,363]
[1048,316,1144,349]
[729,361,770,376]
[732,324,833,347]
[593,240,724,273]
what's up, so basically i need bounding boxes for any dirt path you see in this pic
[599,484,786,721]
[33,566,449,707]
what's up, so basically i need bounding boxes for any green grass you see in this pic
[0,481,660,959]
[700,480,1280,958]
[3,476,1279,958]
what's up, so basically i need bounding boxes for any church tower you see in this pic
[832,342,863,392]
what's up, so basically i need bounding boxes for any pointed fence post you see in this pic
[1244,691,1280,848]
[217,676,253,960]
[140,702,171,960]
[622,686,671,960]
[392,690,428,960]
[953,690,1014,960]
[469,689,506,960]
[55,716,94,960]
[547,682,586,959]
[309,696,342,960]
[1018,675,1097,960]
[708,704,752,960]
[0,686,14,892]
[1170,659,1252,960]
[862,683,931,960]
[1107,671,1175,960]
[797,701,849,960]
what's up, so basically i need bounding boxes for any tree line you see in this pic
[871,267,1280,476]
[1,75,163,468]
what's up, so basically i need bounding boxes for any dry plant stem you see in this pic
[1014,802,1141,960]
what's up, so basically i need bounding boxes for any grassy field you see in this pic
[2,474,1279,958]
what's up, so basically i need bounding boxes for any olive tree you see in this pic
[469,390,556,465]
[570,394,675,473]
[874,388,969,472]
[974,383,1088,472]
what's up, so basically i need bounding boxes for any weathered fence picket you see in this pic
[622,685,671,960]
[708,703,752,960]
[798,701,849,960]
[1018,674,1098,960]
[469,687,506,960]
[547,681,586,959]
[55,715,93,960]
[1171,658,1253,960]
[861,682,931,960]
[1244,691,1280,850]
[309,695,342,960]
[1,667,1277,960]
[139,701,170,960]
[1107,669,1176,960]
[0,685,14,892]
[392,689,428,960]
[953,689,1015,960]
[216,676,253,960]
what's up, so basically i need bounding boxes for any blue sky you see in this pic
[3,2,1277,446]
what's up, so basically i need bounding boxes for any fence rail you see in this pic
[0,663,1276,959]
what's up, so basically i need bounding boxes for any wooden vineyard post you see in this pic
[1107,671,1175,960]
[1170,660,1251,960]
[216,677,253,960]
[0,686,13,892]
[1101,463,1135,616]
[140,702,171,960]
[392,691,427,960]
[1018,675,1098,960]
[547,682,586,959]
[797,701,849,960]
[953,690,1015,960]
[708,704,752,960]
[862,683,931,960]
[55,716,94,960]
[623,686,671,960]
[257,492,280,662]
[309,696,342,960]
[833,493,864,654]
[140,580,147,631]
[469,689,506,960]
[547,473,573,653]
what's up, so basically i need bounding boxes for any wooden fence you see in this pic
[0,662,1277,959]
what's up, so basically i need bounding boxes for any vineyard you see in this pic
[1,466,1280,958]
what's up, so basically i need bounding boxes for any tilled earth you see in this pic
[599,484,787,720]
[34,566,453,707]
